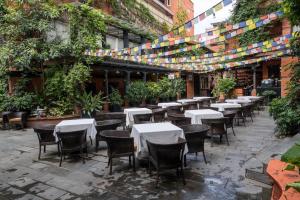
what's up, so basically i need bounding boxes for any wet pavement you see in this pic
[0,110,299,200]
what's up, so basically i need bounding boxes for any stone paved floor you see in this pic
[0,110,299,200]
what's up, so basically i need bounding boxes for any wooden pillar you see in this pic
[104,70,109,96]
[251,65,257,96]
[143,72,147,82]
[125,71,131,92]
[123,30,129,48]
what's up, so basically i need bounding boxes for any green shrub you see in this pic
[146,82,161,102]
[281,140,300,168]
[269,98,300,136]
[212,77,236,98]
[158,77,186,99]
[77,91,104,117]
[126,81,148,104]
[2,93,37,112]
[109,88,123,106]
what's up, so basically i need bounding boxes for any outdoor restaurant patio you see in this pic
[1,0,300,200]
[0,100,299,200]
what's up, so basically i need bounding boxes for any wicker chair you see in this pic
[57,129,88,167]
[202,118,229,146]
[8,112,27,129]
[34,125,58,160]
[95,120,122,152]
[202,99,211,107]
[168,113,191,126]
[147,138,186,187]
[145,104,160,110]
[187,102,198,110]
[101,130,135,175]
[242,104,254,122]
[182,104,190,111]
[226,107,246,126]
[152,108,166,122]
[0,112,11,129]
[133,113,153,124]
[166,105,182,115]
[94,112,126,130]
[181,124,209,166]
[223,111,237,136]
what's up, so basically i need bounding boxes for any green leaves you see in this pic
[126,81,148,104]
[286,181,300,192]
[284,164,296,171]
[77,91,104,117]
[212,77,236,98]
[109,88,123,106]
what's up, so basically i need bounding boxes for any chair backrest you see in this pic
[34,126,56,143]
[94,112,126,124]
[101,130,134,155]
[209,107,219,111]
[96,120,122,133]
[145,104,160,110]
[223,111,236,127]
[152,108,166,122]
[187,102,198,110]
[182,104,190,111]
[57,130,87,150]
[146,139,186,168]
[202,99,211,107]
[202,118,226,135]
[210,97,217,103]
[168,113,191,126]
[166,105,182,114]
[181,125,209,153]
[133,113,153,124]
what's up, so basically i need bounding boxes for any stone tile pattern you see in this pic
[0,111,299,200]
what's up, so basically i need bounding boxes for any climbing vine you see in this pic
[231,0,281,46]
[0,0,106,115]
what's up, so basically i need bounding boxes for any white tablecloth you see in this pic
[237,96,260,100]
[184,109,223,124]
[124,108,152,126]
[225,99,251,104]
[131,122,187,157]
[193,97,211,101]
[157,102,181,109]
[177,99,198,104]
[210,103,241,111]
[54,119,97,142]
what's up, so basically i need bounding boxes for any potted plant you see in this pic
[212,77,236,102]
[146,82,161,104]
[77,91,104,118]
[109,88,123,112]
[126,81,148,107]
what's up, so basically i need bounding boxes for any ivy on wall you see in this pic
[0,0,106,115]
[231,0,281,46]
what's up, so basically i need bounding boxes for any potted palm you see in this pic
[109,88,123,112]
[77,91,104,118]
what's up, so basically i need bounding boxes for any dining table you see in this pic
[210,103,241,112]
[225,99,251,104]
[157,102,182,109]
[123,108,152,127]
[53,118,97,142]
[177,99,198,104]
[184,109,224,124]
[130,122,188,157]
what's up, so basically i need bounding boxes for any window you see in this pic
[167,0,171,6]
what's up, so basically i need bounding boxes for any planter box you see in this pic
[26,115,80,128]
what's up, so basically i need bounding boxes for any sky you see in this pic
[191,0,237,34]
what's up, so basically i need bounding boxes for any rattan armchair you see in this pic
[101,130,135,175]
[34,124,58,160]
[147,138,186,187]
[202,118,229,146]
[95,119,122,152]
[181,124,209,166]
[56,129,88,167]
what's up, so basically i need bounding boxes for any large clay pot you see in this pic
[103,102,110,113]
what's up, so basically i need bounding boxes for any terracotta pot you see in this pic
[103,102,110,113]
[219,92,225,102]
